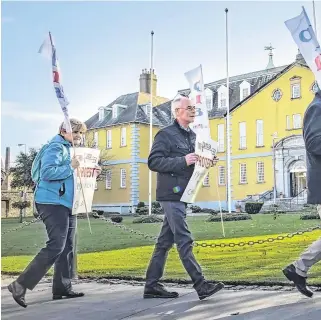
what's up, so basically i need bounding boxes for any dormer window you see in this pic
[217,85,227,109]
[112,104,127,119]
[98,107,104,121]
[205,88,213,111]
[240,81,251,101]
[143,104,151,118]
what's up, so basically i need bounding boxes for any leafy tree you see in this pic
[10,148,37,190]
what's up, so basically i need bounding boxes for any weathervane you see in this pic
[265,43,275,69]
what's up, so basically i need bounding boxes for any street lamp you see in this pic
[271,133,278,205]
[18,144,27,218]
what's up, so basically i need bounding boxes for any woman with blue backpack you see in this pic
[8,118,101,308]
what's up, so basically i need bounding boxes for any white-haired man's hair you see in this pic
[171,94,189,118]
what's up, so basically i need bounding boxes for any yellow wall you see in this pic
[227,65,315,200]
[93,163,131,204]
[138,163,157,203]
[138,92,169,106]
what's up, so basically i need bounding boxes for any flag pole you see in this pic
[225,9,232,213]
[312,0,318,38]
[148,31,154,216]
[48,31,92,234]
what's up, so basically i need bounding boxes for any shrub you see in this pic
[244,202,263,214]
[12,201,31,210]
[200,208,218,214]
[190,205,202,213]
[133,215,164,224]
[207,213,252,222]
[137,202,145,208]
[300,213,320,220]
[110,215,123,223]
[152,207,163,215]
[152,201,161,209]
[136,207,148,215]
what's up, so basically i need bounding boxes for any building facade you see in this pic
[85,53,319,213]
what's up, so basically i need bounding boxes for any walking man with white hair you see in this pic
[143,95,224,300]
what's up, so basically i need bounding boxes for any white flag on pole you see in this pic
[285,6,321,87]
[184,65,211,138]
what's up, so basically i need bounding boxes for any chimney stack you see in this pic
[139,68,157,96]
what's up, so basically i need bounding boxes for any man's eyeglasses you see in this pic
[176,106,195,112]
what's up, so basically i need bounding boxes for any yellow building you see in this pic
[85,52,319,213]
[85,69,170,213]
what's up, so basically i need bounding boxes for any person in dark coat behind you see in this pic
[283,88,321,298]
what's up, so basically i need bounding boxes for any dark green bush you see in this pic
[110,215,123,223]
[190,205,202,213]
[133,215,164,224]
[245,202,263,214]
[300,213,320,220]
[200,208,218,214]
[137,202,145,208]
[207,213,252,222]
[12,201,31,210]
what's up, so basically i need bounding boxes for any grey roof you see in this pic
[85,63,298,130]
[178,65,290,118]
[85,92,139,130]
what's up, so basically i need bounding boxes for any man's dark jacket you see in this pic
[148,120,196,201]
[303,89,321,204]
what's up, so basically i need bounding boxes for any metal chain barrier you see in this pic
[1,217,42,236]
[98,216,158,241]
[2,214,320,250]
[193,225,321,248]
[99,215,321,249]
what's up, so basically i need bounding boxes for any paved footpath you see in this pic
[1,279,321,320]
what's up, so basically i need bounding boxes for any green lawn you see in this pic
[1,214,320,257]
[2,214,320,285]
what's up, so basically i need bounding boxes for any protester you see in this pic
[8,118,101,308]
[283,89,321,298]
[143,95,223,300]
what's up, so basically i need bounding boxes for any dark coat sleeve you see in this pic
[148,130,188,174]
[303,94,321,156]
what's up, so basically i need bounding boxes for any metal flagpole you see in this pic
[312,0,318,38]
[225,9,232,213]
[148,31,154,216]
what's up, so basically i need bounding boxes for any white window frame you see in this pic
[218,166,225,186]
[94,131,98,148]
[106,130,112,149]
[203,173,210,187]
[256,162,265,183]
[120,169,126,188]
[240,80,251,101]
[120,127,127,147]
[217,124,225,152]
[256,120,264,147]
[239,122,247,149]
[293,114,302,129]
[239,163,247,184]
[98,108,104,121]
[205,89,213,111]
[112,105,118,118]
[286,115,291,130]
[105,170,112,190]
[291,83,301,99]
[217,85,227,109]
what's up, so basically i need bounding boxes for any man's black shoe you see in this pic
[197,281,224,300]
[143,283,179,299]
[8,281,27,308]
[53,291,85,300]
[283,264,313,298]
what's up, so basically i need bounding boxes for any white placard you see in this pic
[71,147,101,215]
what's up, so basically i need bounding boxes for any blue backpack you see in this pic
[31,142,68,187]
